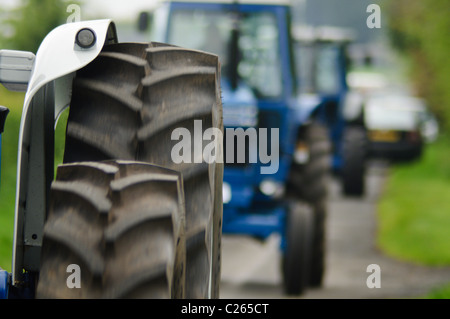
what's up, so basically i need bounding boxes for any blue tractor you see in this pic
[292,26,368,196]
[141,0,333,294]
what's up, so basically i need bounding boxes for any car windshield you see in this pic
[167,9,283,98]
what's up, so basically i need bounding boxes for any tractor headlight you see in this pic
[259,179,284,198]
[75,28,97,49]
[294,142,309,164]
[223,182,232,204]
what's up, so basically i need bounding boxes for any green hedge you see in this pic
[377,135,450,265]
[386,0,450,131]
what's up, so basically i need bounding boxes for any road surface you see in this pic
[219,161,450,299]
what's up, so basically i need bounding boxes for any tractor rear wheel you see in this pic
[37,42,223,298]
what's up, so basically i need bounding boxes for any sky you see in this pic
[82,0,159,21]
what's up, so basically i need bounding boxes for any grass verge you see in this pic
[0,86,67,272]
[377,134,450,297]
[424,283,450,299]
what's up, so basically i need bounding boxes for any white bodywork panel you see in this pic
[12,19,116,284]
[364,95,423,131]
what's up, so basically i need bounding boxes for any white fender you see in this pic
[12,20,117,284]
[24,19,116,119]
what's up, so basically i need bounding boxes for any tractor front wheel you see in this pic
[282,202,314,295]
[341,125,368,197]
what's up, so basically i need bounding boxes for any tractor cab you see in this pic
[292,26,368,196]
[293,26,354,169]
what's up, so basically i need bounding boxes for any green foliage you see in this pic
[386,0,450,131]
[0,0,73,53]
[377,135,450,266]
[383,2,450,297]
[424,283,450,299]
[0,84,67,271]
[0,86,24,271]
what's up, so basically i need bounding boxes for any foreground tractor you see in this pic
[0,20,223,298]
[140,0,333,294]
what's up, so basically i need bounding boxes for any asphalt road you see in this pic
[219,160,450,299]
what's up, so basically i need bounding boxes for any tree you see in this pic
[0,0,72,53]
[386,0,450,131]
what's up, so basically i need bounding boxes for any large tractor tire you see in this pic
[282,202,314,295]
[37,161,186,298]
[37,43,223,298]
[287,122,331,288]
[341,125,368,197]
[288,123,331,203]
[309,201,327,287]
